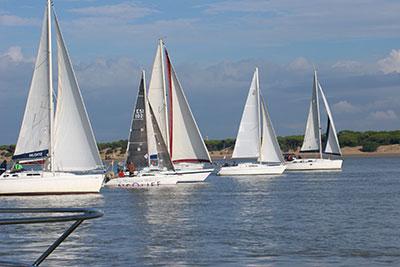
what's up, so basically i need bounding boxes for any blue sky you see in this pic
[1,0,400,143]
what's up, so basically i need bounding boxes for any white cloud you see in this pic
[74,57,141,92]
[69,2,156,20]
[0,14,38,26]
[333,100,360,114]
[202,0,276,14]
[332,60,362,71]
[201,0,400,42]
[0,46,32,63]
[378,49,400,74]
[288,57,311,71]
[369,110,397,120]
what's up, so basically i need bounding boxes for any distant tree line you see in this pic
[208,130,400,153]
[0,145,15,158]
[1,131,400,156]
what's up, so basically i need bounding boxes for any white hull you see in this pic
[105,172,179,188]
[285,158,343,171]
[175,169,213,183]
[0,171,104,195]
[174,162,214,183]
[218,163,286,176]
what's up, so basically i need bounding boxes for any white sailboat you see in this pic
[105,71,209,188]
[218,68,286,176]
[147,40,213,182]
[285,70,343,171]
[0,0,104,195]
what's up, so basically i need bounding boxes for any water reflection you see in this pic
[2,158,400,266]
[0,194,104,266]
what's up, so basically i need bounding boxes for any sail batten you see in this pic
[53,13,103,171]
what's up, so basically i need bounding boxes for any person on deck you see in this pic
[127,162,136,177]
[0,160,7,175]
[11,162,23,173]
[118,168,125,178]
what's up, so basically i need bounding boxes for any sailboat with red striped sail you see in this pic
[147,40,213,182]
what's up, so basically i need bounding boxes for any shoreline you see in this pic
[1,145,400,162]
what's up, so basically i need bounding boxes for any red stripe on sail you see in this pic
[20,159,46,165]
[172,159,211,163]
[165,49,173,159]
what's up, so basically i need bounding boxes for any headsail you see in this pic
[165,49,211,163]
[259,97,284,163]
[13,5,51,162]
[125,71,149,169]
[53,13,103,171]
[148,102,175,171]
[232,69,260,159]
[319,83,342,156]
[300,71,321,154]
[145,87,157,162]
[148,39,169,148]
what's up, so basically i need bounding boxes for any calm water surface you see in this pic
[1,157,400,266]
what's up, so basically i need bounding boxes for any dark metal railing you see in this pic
[0,208,103,267]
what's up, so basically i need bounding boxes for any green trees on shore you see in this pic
[338,130,400,152]
[2,130,400,155]
[208,130,400,152]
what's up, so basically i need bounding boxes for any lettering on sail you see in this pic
[134,108,144,120]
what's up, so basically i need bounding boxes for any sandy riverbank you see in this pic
[1,144,400,163]
[209,144,400,159]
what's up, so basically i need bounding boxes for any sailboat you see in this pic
[0,0,104,195]
[147,39,213,182]
[106,71,205,187]
[218,68,286,176]
[285,70,343,171]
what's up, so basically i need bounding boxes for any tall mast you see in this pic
[159,39,169,149]
[165,48,173,157]
[142,69,150,167]
[255,67,261,163]
[47,0,54,172]
[314,69,323,159]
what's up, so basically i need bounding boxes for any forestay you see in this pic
[300,71,321,153]
[53,14,103,171]
[259,97,284,163]
[319,83,342,156]
[125,72,149,169]
[232,70,260,159]
[166,51,211,163]
[13,6,50,161]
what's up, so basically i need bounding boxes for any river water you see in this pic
[1,157,400,266]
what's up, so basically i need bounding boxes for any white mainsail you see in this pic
[148,39,169,149]
[53,13,103,171]
[300,71,321,153]
[319,83,342,156]
[232,69,260,159]
[259,97,284,163]
[13,6,51,161]
[166,50,211,163]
